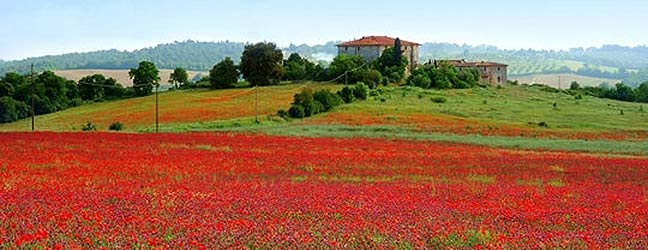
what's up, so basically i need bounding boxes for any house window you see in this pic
[498,67,501,71]
[497,77,501,83]
[483,67,486,71]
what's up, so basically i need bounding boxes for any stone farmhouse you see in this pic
[337,36,508,85]
[435,59,508,85]
[337,36,420,71]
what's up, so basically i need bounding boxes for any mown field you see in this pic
[54,69,206,87]
[511,73,619,88]
[1,132,647,248]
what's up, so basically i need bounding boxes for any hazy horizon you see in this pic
[2,0,647,61]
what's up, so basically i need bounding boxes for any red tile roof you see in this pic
[337,36,421,47]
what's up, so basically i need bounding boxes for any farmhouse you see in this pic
[437,59,508,85]
[337,36,420,71]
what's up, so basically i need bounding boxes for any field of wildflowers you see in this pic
[1,132,646,248]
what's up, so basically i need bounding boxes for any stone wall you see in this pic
[479,66,507,85]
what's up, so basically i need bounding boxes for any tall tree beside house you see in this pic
[210,57,239,89]
[129,61,160,96]
[240,42,284,86]
[373,47,408,84]
[394,38,403,67]
[169,67,189,89]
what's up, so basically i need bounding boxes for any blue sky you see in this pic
[1,0,646,60]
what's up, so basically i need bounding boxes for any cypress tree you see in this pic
[393,38,403,67]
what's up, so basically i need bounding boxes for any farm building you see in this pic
[337,36,420,71]
[436,59,508,85]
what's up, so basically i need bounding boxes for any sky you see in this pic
[1,0,647,60]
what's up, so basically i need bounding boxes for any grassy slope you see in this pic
[2,83,647,154]
[302,85,647,135]
[0,82,339,132]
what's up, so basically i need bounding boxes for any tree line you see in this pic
[568,81,648,103]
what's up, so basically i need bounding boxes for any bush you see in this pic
[431,96,447,103]
[288,105,305,118]
[338,86,355,103]
[408,74,432,89]
[353,82,369,100]
[362,69,383,89]
[109,122,124,131]
[277,109,289,118]
[0,96,29,123]
[81,121,97,131]
[313,90,343,112]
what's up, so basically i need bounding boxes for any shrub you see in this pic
[109,122,124,131]
[288,105,305,118]
[338,86,355,103]
[408,74,432,89]
[353,82,369,100]
[81,121,97,131]
[431,96,447,103]
[277,109,289,118]
[313,90,343,112]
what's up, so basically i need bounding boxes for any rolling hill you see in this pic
[2,40,648,86]
[2,83,647,152]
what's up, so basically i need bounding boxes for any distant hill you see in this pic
[2,40,648,86]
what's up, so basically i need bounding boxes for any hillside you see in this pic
[0,83,339,132]
[2,83,647,142]
[2,40,648,86]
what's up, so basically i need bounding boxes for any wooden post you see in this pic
[30,64,35,131]
[155,84,159,133]
[255,86,259,123]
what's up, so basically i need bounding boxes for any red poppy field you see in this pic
[1,132,647,249]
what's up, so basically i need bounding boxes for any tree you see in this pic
[239,42,284,86]
[570,81,581,90]
[329,54,366,84]
[78,74,107,101]
[613,83,636,102]
[282,53,320,81]
[129,61,159,96]
[393,38,403,67]
[373,47,408,84]
[0,96,29,123]
[169,67,189,89]
[635,82,648,103]
[210,57,239,89]
[102,78,124,100]
[283,53,308,81]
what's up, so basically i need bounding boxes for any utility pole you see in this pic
[345,71,348,85]
[255,86,259,123]
[155,84,159,133]
[30,64,35,131]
